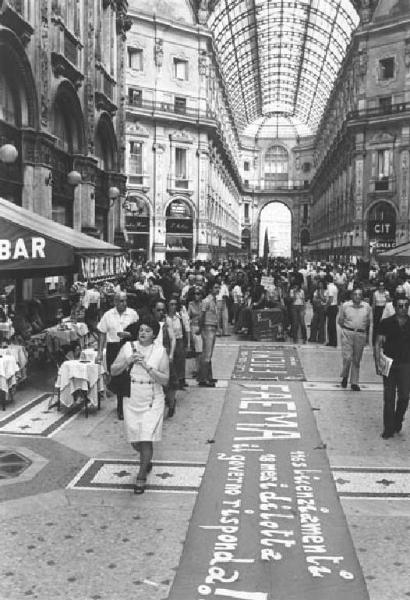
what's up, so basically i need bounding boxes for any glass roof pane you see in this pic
[208,0,359,135]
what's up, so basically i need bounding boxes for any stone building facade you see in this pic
[124,0,242,262]
[310,0,410,261]
[0,0,130,246]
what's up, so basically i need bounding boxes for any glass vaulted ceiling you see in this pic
[208,0,360,135]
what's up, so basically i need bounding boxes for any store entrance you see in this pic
[165,199,193,262]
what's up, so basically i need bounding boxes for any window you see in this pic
[303,204,308,223]
[379,57,395,80]
[174,96,186,114]
[244,161,250,171]
[175,148,188,188]
[128,48,143,71]
[129,141,143,184]
[174,58,188,80]
[379,96,392,113]
[244,203,249,220]
[128,88,142,106]
[302,162,311,173]
[264,145,288,188]
[375,149,390,190]
[244,179,249,187]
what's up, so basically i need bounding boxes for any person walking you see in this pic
[111,316,169,494]
[151,300,178,418]
[188,288,203,377]
[198,281,219,387]
[325,274,338,347]
[96,292,139,420]
[289,280,307,344]
[338,288,372,391]
[309,280,327,343]
[375,294,410,438]
[372,280,389,344]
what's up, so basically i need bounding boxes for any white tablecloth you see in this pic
[56,359,105,409]
[0,354,19,393]
[1,345,28,381]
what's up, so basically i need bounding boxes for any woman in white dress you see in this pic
[111,315,169,494]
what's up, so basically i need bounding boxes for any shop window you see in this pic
[129,141,143,184]
[379,57,395,80]
[128,48,143,71]
[174,96,186,114]
[174,58,188,80]
[175,148,188,188]
[128,88,142,106]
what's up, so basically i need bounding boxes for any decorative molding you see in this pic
[51,52,84,89]
[154,38,163,68]
[369,131,395,146]
[95,91,117,116]
[0,1,34,46]
[126,122,150,137]
[170,129,194,144]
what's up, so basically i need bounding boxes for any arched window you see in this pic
[95,124,114,171]
[264,145,288,189]
[368,201,396,222]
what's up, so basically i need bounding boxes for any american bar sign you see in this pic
[80,255,127,279]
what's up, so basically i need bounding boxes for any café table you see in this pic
[55,357,105,417]
[0,353,19,410]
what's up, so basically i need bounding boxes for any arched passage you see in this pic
[258,202,292,258]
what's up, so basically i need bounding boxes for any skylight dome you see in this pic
[208,0,360,134]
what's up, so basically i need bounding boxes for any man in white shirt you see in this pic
[325,274,339,347]
[96,292,139,419]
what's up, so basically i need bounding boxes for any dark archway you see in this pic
[51,80,86,154]
[95,113,118,171]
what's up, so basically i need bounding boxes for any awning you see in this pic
[0,197,126,278]
[377,242,410,265]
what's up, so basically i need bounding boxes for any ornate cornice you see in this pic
[51,51,84,89]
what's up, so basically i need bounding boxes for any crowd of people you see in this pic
[2,254,410,491]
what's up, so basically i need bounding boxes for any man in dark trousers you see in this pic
[375,294,410,439]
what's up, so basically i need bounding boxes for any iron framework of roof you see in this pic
[207,0,360,135]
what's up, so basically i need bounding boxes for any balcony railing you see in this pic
[127,173,150,189]
[348,101,410,120]
[167,175,193,192]
[127,98,215,121]
[243,181,308,192]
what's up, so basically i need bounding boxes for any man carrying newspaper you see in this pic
[375,293,410,439]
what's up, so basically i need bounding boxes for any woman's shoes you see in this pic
[134,478,146,494]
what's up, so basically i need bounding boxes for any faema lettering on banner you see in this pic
[80,255,127,279]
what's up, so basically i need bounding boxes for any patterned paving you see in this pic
[67,459,206,493]
[0,393,79,437]
[333,467,410,498]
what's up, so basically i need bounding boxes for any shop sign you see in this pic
[0,237,46,260]
[367,220,396,239]
[167,218,193,234]
[125,216,149,232]
[80,254,127,280]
